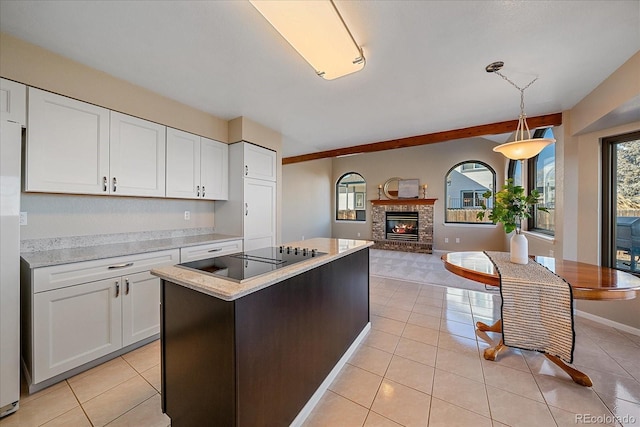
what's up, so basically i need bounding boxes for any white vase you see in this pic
[510,232,529,264]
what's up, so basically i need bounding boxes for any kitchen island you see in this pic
[151,238,372,427]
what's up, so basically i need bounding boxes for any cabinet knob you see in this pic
[245,165,248,176]
[202,186,205,197]
[245,203,248,216]
[103,176,108,192]
[112,177,117,192]
[197,185,200,197]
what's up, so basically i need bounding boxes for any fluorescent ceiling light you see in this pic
[250,0,365,80]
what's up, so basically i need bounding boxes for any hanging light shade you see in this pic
[249,0,365,80]
[492,138,555,160]
[486,62,555,160]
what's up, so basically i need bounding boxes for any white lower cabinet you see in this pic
[33,278,123,383]
[243,178,276,251]
[24,249,179,388]
[121,271,161,347]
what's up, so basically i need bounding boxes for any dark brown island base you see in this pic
[151,238,373,427]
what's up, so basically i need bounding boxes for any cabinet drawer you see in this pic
[33,249,180,293]
[180,240,243,263]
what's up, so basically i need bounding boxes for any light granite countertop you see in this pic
[151,237,373,301]
[21,233,242,269]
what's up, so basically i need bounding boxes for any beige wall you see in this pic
[0,32,232,240]
[282,158,333,243]
[331,137,509,252]
[0,32,228,141]
[570,51,640,135]
[569,121,640,329]
[562,51,640,330]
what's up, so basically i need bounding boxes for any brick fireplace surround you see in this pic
[371,199,437,253]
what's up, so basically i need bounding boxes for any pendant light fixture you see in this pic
[249,0,365,80]
[486,61,555,160]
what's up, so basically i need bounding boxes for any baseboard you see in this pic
[575,309,640,336]
[290,322,372,427]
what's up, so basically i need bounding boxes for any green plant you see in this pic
[477,178,547,234]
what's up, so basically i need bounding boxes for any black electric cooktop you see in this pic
[177,246,327,283]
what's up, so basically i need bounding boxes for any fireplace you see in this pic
[371,199,436,253]
[386,212,419,242]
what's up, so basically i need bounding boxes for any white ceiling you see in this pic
[1,0,638,157]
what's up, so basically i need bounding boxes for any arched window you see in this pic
[445,161,496,224]
[336,172,366,221]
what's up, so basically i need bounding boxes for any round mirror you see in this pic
[383,177,402,199]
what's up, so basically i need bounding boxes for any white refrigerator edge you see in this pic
[0,120,21,417]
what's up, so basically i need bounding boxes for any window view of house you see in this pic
[445,161,495,223]
[336,172,366,221]
[530,128,555,234]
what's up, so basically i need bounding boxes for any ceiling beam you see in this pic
[283,112,563,164]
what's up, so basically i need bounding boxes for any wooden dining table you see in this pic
[442,251,640,387]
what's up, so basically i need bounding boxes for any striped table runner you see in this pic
[484,251,575,363]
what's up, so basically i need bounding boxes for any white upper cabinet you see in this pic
[166,129,228,200]
[166,128,201,199]
[200,137,228,200]
[0,78,26,125]
[25,88,110,195]
[110,112,166,197]
[244,143,276,182]
[26,88,169,197]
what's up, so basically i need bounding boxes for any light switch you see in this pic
[19,212,27,225]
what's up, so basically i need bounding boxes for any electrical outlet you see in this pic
[455,237,460,243]
[19,212,27,225]
[444,237,449,243]
[301,235,305,240]
[184,211,190,220]
[357,232,361,237]
[549,249,554,257]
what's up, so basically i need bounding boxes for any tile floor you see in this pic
[2,250,639,427]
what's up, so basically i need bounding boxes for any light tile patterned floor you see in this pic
[2,250,639,426]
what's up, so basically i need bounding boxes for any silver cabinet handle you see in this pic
[103,176,108,192]
[108,262,133,269]
[112,177,117,192]
[125,278,130,295]
[115,280,120,298]
[245,203,248,216]
[196,185,200,197]
[208,248,222,253]
[245,165,248,176]
[202,186,205,197]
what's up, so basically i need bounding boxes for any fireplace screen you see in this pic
[386,212,419,241]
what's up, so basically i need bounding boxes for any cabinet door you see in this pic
[244,143,276,182]
[26,88,110,194]
[166,128,201,199]
[122,271,160,347]
[109,112,166,197]
[33,278,122,383]
[0,78,26,125]
[200,138,228,200]
[243,178,276,250]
